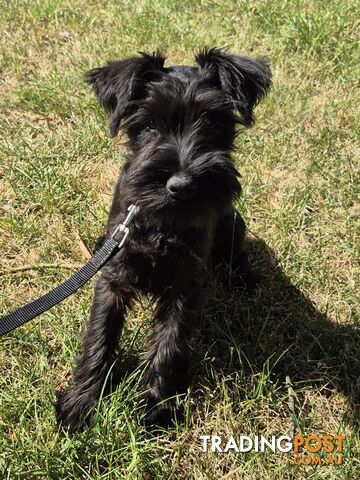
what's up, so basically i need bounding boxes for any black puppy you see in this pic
[56,48,271,433]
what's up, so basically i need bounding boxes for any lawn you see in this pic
[0,0,359,479]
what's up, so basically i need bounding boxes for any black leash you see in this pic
[0,205,139,336]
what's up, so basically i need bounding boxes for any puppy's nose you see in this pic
[166,174,197,201]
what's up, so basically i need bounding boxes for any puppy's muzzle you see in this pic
[166,174,197,201]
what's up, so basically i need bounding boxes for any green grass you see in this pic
[0,0,359,478]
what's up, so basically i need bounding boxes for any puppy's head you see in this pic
[86,48,271,226]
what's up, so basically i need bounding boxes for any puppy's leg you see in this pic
[56,276,131,433]
[141,291,198,427]
[213,209,257,289]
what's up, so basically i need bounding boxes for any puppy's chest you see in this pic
[118,224,210,292]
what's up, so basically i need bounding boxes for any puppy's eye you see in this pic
[146,120,156,132]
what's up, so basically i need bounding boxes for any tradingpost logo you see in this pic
[200,434,346,465]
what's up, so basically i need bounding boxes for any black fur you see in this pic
[55,48,271,433]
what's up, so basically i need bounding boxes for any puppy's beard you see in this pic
[137,202,226,233]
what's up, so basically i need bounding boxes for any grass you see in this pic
[0,0,359,478]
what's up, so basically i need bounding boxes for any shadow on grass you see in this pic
[192,237,360,427]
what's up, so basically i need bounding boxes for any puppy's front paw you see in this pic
[55,388,94,434]
[145,402,180,429]
[141,390,182,429]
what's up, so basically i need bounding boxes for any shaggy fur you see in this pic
[55,48,271,433]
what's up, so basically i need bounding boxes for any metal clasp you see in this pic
[111,204,140,248]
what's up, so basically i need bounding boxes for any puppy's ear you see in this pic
[85,51,165,137]
[195,47,271,126]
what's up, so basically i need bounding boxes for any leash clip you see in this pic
[0,204,140,336]
[111,204,140,248]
